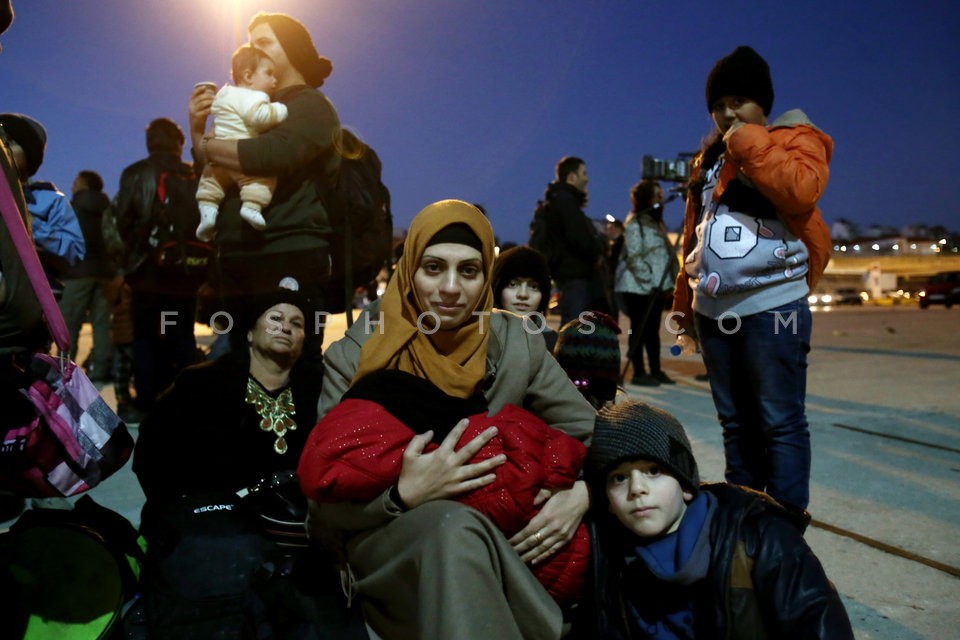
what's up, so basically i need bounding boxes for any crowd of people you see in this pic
[1,2,852,637]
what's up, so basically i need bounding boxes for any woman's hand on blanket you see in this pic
[510,480,590,565]
[396,419,506,509]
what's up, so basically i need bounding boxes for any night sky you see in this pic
[3,0,958,245]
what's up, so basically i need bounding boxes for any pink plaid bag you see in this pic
[1,354,134,497]
[1,167,133,497]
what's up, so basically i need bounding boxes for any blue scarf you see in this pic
[623,492,715,639]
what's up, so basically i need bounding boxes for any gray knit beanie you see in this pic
[586,400,700,495]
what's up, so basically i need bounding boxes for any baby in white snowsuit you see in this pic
[195,44,288,240]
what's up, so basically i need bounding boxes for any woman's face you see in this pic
[500,277,543,316]
[711,95,766,134]
[413,242,485,330]
[248,23,292,86]
[247,303,305,362]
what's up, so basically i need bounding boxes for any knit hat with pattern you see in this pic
[705,45,774,116]
[554,311,621,406]
[586,400,700,495]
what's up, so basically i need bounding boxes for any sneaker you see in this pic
[629,374,660,387]
[651,371,676,384]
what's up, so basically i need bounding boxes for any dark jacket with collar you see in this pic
[543,181,603,283]
[573,483,853,639]
[103,151,193,290]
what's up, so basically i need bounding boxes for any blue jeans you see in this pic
[695,298,812,510]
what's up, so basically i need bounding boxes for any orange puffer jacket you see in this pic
[673,110,833,334]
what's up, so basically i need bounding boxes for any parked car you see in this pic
[808,288,866,306]
[918,271,960,309]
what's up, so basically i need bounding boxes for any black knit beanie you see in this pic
[251,13,332,88]
[0,113,46,177]
[554,311,622,406]
[705,45,774,116]
[243,276,313,333]
[491,246,552,314]
[586,400,700,495]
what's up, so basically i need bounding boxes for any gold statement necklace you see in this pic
[245,377,297,454]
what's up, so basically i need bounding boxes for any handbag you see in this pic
[1,171,134,498]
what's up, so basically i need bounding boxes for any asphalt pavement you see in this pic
[9,303,959,639]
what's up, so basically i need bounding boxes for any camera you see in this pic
[641,153,695,183]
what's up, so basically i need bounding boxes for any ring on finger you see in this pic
[534,531,543,544]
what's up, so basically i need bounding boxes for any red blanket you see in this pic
[299,400,589,605]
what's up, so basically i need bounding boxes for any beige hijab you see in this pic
[352,200,496,399]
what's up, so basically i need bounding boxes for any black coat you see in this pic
[543,182,602,283]
[103,152,193,292]
[67,189,114,278]
[573,483,853,639]
[132,352,322,505]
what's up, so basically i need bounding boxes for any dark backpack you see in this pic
[140,492,276,640]
[139,481,368,640]
[150,165,212,281]
[322,130,393,325]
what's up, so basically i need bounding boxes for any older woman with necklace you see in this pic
[133,279,321,503]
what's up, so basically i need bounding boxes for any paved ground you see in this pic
[620,304,960,640]
[9,303,959,639]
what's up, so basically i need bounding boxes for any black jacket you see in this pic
[574,483,853,639]
[103,152,194,292]
[66,189,114,279]
[132,352,323,505]
[543,182,602,283]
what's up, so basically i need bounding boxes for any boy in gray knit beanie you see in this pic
[576,400,852,638]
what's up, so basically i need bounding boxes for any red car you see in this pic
[919,271,960,309]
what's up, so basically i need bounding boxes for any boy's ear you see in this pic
[241,68,255,85]
[683,490,694,503]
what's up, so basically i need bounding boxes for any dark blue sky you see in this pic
[3,0,958,245]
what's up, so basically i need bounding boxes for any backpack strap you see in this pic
[0,173,69,352]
